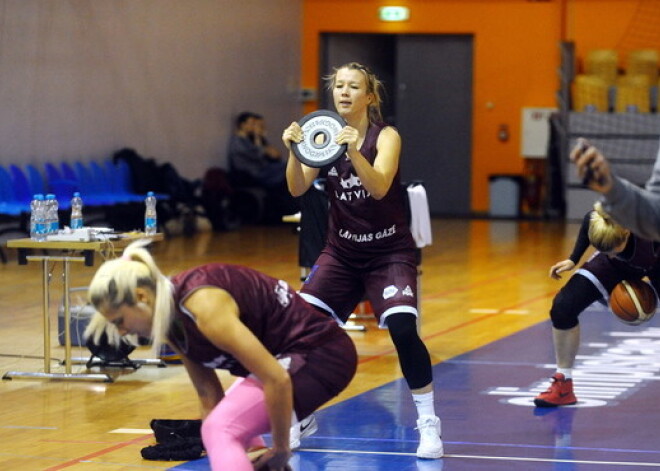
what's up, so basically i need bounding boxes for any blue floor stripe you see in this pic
[170,304,660,470]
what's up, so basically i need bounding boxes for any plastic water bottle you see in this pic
[45,194,59,235]
[30,194,45,240]
[144,191,157,235]
[70,192,83,229]
[34,194,48,241]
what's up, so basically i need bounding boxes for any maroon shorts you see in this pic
[285,331,357,420]
[300,249,419,327]
[580,252,660,295]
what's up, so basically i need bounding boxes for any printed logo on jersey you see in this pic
[402,285,414,297]
[340,174,361,189]
[334,172,371,201]
[328,166,338,177]
[274,280,292,307]
[338,224,397,244]
[383,285,399,300]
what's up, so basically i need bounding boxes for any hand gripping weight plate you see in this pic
[292,110,347,168]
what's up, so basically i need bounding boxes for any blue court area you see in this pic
[170,303,660,470]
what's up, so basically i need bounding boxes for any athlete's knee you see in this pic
[550,289,580,330]
[386,312,419,345]
[386,313,432,389]
[201,420,252,470]
[201,418,231,449]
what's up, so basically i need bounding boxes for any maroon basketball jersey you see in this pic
[167,264,346,377]
[324,122,415,259]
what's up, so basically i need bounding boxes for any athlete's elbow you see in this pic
[268,368,292,393]
[370,186,389,200]
[287,183,306,198]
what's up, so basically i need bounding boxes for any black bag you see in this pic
[112,148,162,195]
[85,332,138,369]
[201,167,240,231]
[141,419,204,461]
[113,148,203,235]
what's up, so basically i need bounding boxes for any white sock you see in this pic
[557,368,572,379]
[412,391,436,418]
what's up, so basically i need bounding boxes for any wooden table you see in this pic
[3,233,163,382]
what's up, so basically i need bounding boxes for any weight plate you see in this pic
[292,110,347,168]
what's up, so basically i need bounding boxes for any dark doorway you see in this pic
[320,33,473,216]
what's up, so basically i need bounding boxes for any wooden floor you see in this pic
[0,218,584,470]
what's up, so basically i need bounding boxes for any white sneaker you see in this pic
[416,415,444,459]
[289,415,318,450]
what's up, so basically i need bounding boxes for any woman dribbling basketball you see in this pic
[535,202,660,407]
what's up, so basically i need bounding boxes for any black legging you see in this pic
[386,312,433,390]
[310,305,434,390]
[550,274,603,330]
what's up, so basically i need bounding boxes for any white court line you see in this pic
[301,448,660,467]
[109,428,153,434]
[469,308,499,314]
[1,425,57,430]
[446,454,660,467]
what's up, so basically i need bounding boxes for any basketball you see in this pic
[609,279,657,326]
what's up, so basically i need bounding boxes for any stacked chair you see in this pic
[572,74,610,112]
[584,49,619,87]
[614,73,652,113]
[575,48,660,113]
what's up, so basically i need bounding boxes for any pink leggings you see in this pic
[201,377,271,470]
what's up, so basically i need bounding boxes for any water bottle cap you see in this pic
[35,194,44,200]
[46,194,55,199]
[147,191,155,196]
[73,192,80,197]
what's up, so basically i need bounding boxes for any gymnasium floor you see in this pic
[171,302,660,471]
[2,219,660,470]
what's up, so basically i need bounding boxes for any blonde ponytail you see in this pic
[588,202,629,253]
[85,239,174,355]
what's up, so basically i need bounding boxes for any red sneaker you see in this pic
[534,373,577,407]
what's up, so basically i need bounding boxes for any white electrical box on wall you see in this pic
[521,107,556,158]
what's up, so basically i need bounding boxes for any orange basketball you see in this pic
[609,279,657,326]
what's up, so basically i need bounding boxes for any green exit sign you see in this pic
[379,6,410,22]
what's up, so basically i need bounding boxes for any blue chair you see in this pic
[60,162,79,185]
[44,162,77,206]
[103,159,143,203]
[0,165,29,216]
[115,159,137,194]
[9,164,71,210]
[89,160,131,203]
[0,166,30,263]
[44,162,63,184]
[26,164,47,196]
[8,164,33,205]
[70,161,115,206]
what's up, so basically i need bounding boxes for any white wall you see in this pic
[0,0,303,180]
